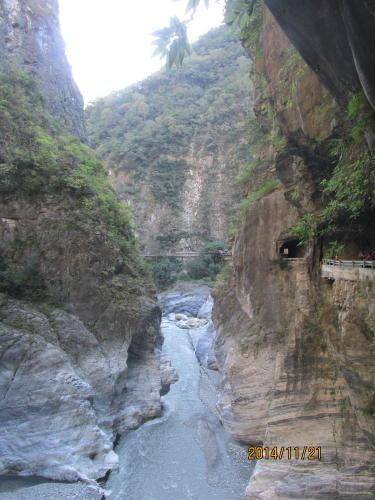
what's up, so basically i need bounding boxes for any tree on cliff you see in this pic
[154,0,255,67]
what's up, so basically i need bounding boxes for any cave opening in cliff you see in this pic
[278,238,304,259]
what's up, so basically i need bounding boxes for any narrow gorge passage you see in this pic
[107,290,252,500]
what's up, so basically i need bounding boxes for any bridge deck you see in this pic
[142,252,232,259]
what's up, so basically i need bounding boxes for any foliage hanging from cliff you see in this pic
[152,0,256,67]
[292,95,375,247]
[0,70,136,253]
[0,259,46,302]
[153,16,192,69]
[321,93,375,227]
[322,149,374,223]
[225,0,261,46]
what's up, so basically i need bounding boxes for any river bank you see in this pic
[107,284,252,499]
[0,285,252,500]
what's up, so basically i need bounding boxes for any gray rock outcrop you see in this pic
[0,293,176,482]
[159,284,212,316]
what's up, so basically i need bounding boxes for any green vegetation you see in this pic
[292,214,318,246]
[235,158,266,186]
[225,0,262,51]
[216,260,233,283]
[0,70,134,252]
[152,0,257,67]
[322,150,374,222]
[289,190,301,204]
[0,260,46,302]
[186,242,227,280]
[156,231,190,249]
[276,46,307,111]
[239,178,280,215]
[347,92,369,119]
[150,159,187,210]
[152,239,232,290]
[153,16,192,69]
[292,93,375,247]
[320,93,375,230]
[152,258,183,290]
[150,241,228,290]
[86,26,251,211]
[325,241,345,259]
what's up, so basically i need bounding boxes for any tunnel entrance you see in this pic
[278,238,304,259]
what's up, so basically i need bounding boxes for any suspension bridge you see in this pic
[141,251,232,260]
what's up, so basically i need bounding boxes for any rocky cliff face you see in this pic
[0,0,85,138]
[86,27,252,254]
[264,0,375,110]
[0,0,175,483]
[213,4,375,498]
[110,139,246,254]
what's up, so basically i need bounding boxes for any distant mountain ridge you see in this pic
[86,26,252,254]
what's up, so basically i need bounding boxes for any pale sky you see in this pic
[59,0,224,104]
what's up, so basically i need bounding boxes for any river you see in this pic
[0,288,252,500]
[107,293,251,500]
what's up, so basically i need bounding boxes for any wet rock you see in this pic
[175,313,189,321]
[193,321,218,370]
[159,285,211,316]
[198,296,214,319]
[0,296,174,482]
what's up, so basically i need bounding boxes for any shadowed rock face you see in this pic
[264,0,375,109]
[212,6,375,498]
[0,0,85,138]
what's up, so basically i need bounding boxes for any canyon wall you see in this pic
[213,4,375,498]
[86,27,252,254]
[263,0,375,110]
[0,0,175,483]
[0,0,85,138]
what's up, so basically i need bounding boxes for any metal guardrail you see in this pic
[323,259,375,269]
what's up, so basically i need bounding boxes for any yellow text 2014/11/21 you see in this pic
[248,446,322,461]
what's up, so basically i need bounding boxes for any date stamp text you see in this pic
[248,446,322,461]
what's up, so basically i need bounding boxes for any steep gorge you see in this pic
[0,0,175,484]
[0,0,374,498]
